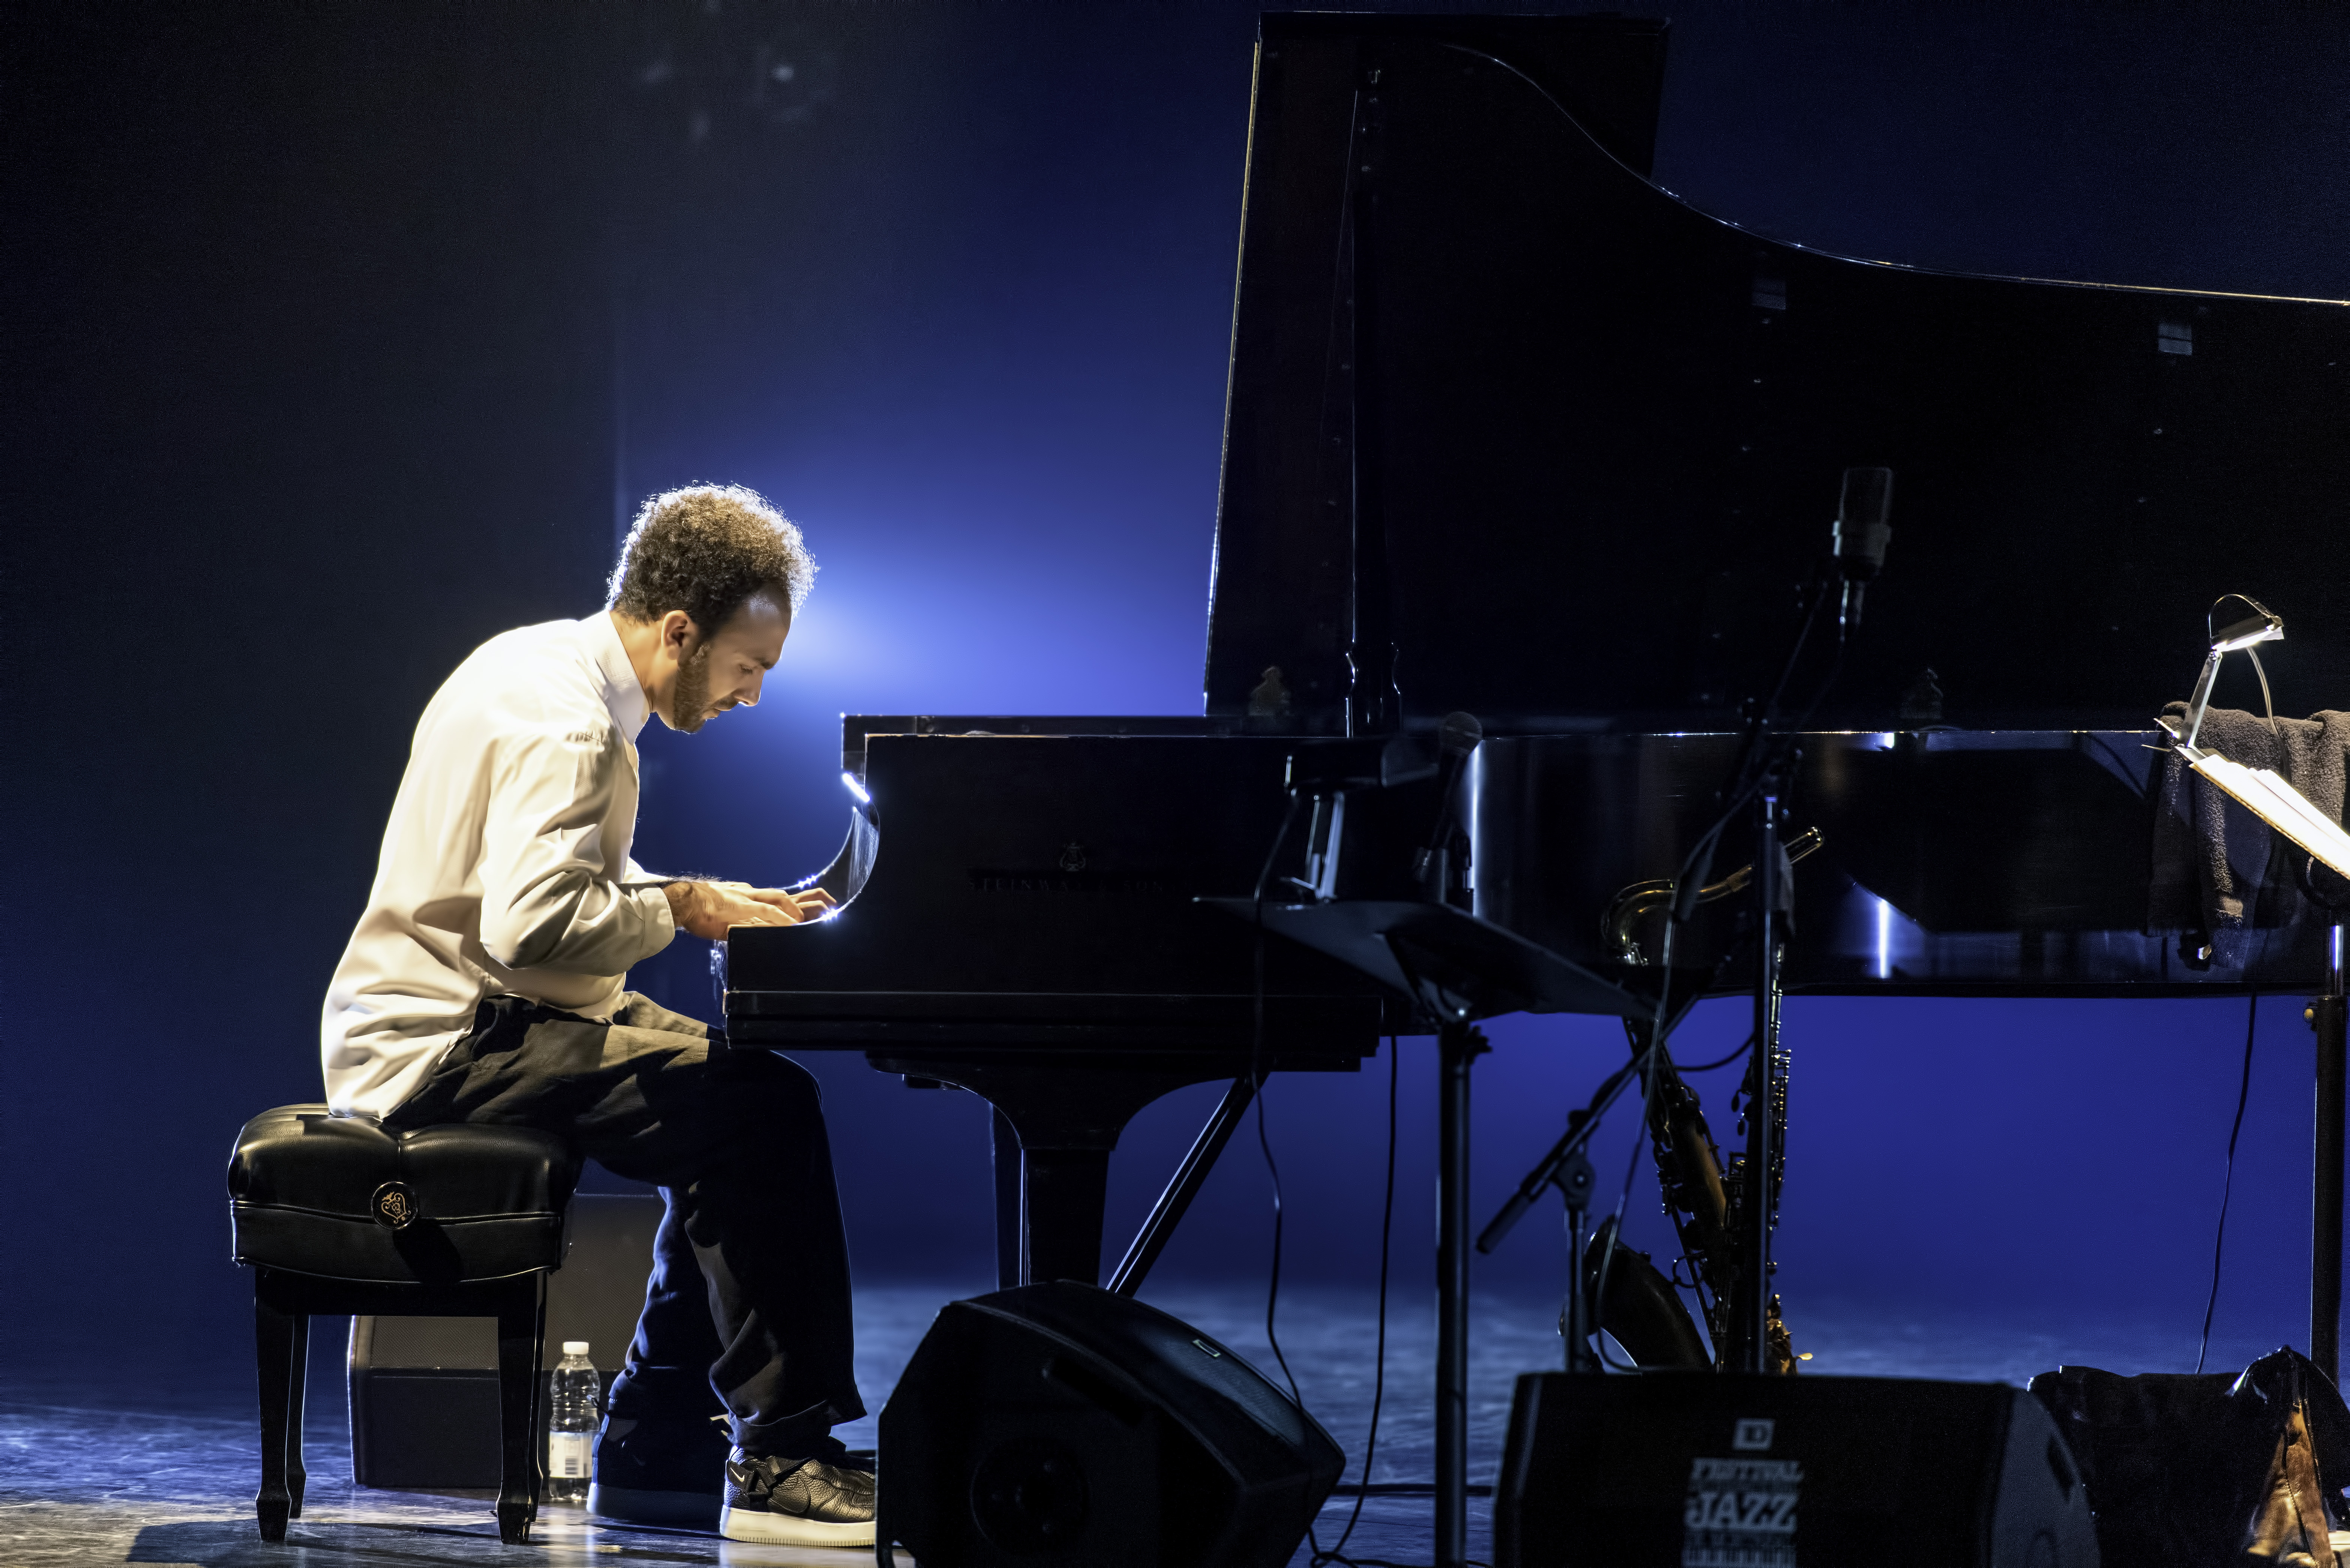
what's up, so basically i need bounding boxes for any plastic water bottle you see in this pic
[546,1340,600,1504]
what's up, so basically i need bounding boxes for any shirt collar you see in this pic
[581,613,652,740]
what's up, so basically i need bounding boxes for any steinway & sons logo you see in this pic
[969,843,1174,896]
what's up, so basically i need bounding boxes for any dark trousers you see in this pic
[385,992,861,1457]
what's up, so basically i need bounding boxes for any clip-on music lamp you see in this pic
[2165,592,2350,1381]
[2171,595,2350,881]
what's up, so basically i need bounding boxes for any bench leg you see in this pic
[285,1310,309,1517]
[253,1281,301,1542]
[529,1275,547,1528]
[493,1274,547,1545]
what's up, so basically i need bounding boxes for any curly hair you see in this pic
[606,484,816,632]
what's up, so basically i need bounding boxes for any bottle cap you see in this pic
[562,1341,590,1356]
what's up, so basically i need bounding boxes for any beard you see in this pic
[665,644,714,733]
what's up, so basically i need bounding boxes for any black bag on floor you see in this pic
[2029,1346,2350,1567]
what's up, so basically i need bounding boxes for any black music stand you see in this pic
[1203,897,1646,1026]
[1201,896,1641,1561]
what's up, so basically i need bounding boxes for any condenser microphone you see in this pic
[1832,466,1894,629]
[1412,711,1484,884]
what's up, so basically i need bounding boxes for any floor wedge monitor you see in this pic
[1495,1372,2099,1568]
[878,1282,1344,1568]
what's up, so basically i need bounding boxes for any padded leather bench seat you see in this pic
[229,1104,578,1284]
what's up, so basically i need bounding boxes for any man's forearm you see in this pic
[480,866,675,974]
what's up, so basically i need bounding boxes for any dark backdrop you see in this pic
[9,0,2350,1385]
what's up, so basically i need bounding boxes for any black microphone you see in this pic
[1412,711,1483,885]
[1832,466,1894,629]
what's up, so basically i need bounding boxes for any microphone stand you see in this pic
[1550,1112,1599,1373]
[1718,538,1870,1374]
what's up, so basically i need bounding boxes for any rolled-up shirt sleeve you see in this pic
[478,725,676,974]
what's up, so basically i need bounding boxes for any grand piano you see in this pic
[726,13,2350,1562]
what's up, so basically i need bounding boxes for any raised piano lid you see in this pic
[1205,14,2350,734]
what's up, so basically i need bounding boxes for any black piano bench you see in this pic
[225,1104,581,1545]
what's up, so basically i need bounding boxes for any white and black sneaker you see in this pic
[719,1443,877,1547]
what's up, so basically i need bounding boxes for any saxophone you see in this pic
[1594,837,1817,1375]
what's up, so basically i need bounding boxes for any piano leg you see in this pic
[869,1056,1255,1289]
[1435,1022,1488,1568]
[1021,1148,1113,1285]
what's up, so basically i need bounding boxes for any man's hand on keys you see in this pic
[666,879,838,939]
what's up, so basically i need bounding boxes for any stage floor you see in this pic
[1,1281,2204,1567]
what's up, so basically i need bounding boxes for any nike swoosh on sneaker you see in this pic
[720,1450,877,1547]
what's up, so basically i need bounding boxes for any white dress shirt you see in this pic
[321,613,678,1118]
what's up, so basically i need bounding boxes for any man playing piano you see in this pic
[320,484,875,1547]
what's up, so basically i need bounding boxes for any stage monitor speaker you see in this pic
[348,1191,661,1490]
[878,1282,1344,1568]
[1496,1372,2099,1568]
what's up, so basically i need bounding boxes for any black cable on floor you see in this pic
[2196,994,2260,1375]
[1313,1036,1400,1568]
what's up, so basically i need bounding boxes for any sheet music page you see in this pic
[2188,753,2350,879]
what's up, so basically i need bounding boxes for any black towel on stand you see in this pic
[2148,702,2350,965]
